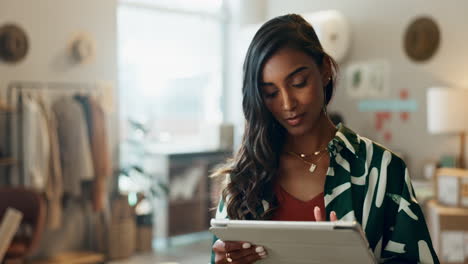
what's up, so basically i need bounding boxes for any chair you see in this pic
[0,187,46,263]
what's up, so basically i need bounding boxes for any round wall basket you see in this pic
[404,16,440,62]
[0,24,29,63]
[69,32,96,64]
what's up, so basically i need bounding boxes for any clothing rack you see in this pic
[6,81,100,186]
[7,81,98,104]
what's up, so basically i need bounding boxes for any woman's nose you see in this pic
[281,90,297,111]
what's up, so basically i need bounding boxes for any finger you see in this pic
[330,211,338,222]
[228,245,264,261]
[213,240,250,253]
[224,241,252,252]
[314,206,323,221]
[215,247,263,264]
[213,240,252,253]
[232,247,268,264]
[212,239,226,253]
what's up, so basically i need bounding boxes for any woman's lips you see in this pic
[285,113,305,126]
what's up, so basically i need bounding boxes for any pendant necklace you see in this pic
[296,145,328,158]
[286,125,335,173]
[287,149,328,173]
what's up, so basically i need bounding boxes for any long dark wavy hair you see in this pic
[214,14,338,220]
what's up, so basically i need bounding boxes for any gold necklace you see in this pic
[287,125,335,173]
[287,150,327,173]
[296,145,328,158]
[290,140,329,158]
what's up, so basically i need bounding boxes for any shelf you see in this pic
[0,158,16,166]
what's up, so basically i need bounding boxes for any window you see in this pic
[118,0,224,151]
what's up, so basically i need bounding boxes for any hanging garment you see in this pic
[9,92,21,186]
[75,95,113,211]
[22,96,50,191]
[39,100,64,230]
[53,96,94,197]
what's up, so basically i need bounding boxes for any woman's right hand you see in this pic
[212,239,268,264]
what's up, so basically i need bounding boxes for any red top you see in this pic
[272,184,325,221]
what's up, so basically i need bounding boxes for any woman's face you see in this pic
[260,47,329,137]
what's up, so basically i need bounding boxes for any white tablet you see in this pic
[210,219,377,264]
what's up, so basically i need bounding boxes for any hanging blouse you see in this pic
[53,96,94,197]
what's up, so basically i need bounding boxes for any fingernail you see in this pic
[242,242,251,249]
[255,246,264,253]
[261,254,268,259]
[314,206,320,211]
[258,251,267,257]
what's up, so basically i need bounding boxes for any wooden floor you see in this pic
[109,235,211,264]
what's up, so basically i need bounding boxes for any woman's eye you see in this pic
[264,91,278,98]
[292,80,307,88]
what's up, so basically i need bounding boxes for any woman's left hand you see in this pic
[314,206,338,221]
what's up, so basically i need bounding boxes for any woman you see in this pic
[211,14,439,264]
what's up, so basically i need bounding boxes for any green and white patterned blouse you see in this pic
[211,124,439,264]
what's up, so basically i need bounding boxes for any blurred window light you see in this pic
[118,1,224,150]
[120,0,223,15]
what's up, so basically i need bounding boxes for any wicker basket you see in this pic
[136,225,153,252]
[107,218,136,260]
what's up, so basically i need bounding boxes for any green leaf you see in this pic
[157,183,169,195]
[119,169,129,176]
[150,188,159,198]
[132,165,145,174]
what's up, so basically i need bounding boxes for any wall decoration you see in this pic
[400,111,410,121]
[303,10,351,63]
[358,99,418,112]
[404,16,440,62]
[359,89,416,143]
[346,60,390,98]
[69,32,96,64]
[375,112,391,131]
[383,131,393,142]
[0,24,29,63]
[399,89,410,122]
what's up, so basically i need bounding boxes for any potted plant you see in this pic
[117,118,168,252]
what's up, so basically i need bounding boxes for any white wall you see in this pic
[0,0,118,255]
[0,0,117,82]
[228,0,468,178]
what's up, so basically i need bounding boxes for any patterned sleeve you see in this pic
[380,157,439,264]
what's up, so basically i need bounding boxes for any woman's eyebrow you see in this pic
[286,66,309,80]
[259,66,309,86]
